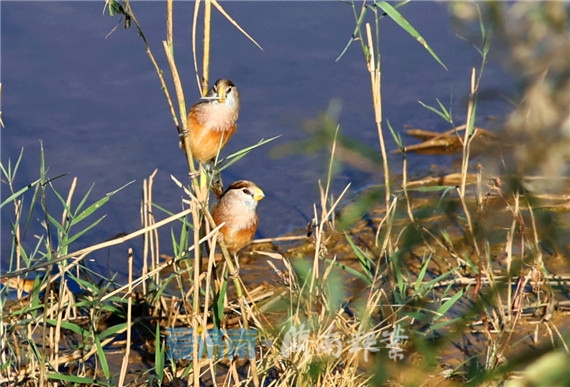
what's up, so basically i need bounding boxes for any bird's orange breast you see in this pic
[213,204,258,254]
[219,224,256,253]
[186,105,237,163]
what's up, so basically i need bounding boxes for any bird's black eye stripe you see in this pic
[242,188,251,196]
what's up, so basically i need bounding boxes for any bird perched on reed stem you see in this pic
[183,78,240,165]
[212,180,264,254]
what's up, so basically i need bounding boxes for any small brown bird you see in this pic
[185,79,240,164]
[212,180,264,254]
[1,277,37,294]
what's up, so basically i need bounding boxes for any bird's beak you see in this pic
[252,187,265,201]
[217,87,227,103]
[199,95,219,102]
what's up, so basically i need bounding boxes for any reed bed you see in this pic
[1,1,568,386]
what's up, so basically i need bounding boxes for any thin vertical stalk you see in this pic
[141,176,149,295]
[202,0,212,94]
[365,23,392,254]
[191,204,201,387]
[166,0,173,44]
[163,0,196,183]
[459,68,477,198]
[141,169,159,295]
[310,127,340,293]
[505,191,520,320]
[118,248,134,387]
[402,154,414,223]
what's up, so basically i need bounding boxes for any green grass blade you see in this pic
[47,374,95,384]
[402,185,457,193]
[375,1,447,70]
[387,120,404,150]
[415,266,462,294]
[429,316,464,331]
[336,2,367,62]
[0,178,41,209]
[217,135,281,172]
[0,147,24,181]
[418,99,452,123]
[66,214,107,245]
[46,213,65,236]
[46,319,90,337]
[155,323,165,382]
[70,197,110,227]
[326,258,373,286]
[435,286,468,319]
[414,255,432,291]
[73,183,96,216]
[95,335,111,380]
[213,275,228,328]
[389,251,407,296]
[98,322,129,341]
[344,233,375,283]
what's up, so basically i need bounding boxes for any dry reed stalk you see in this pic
[201,0,212,93]
[364,23,392,255]
[52,276,67,371]
[307,126,341,294]
[459,68,477,198]
[141,169,160,295]
[141,174,150,294]
[375,196,398,258]
[191,203,204,387]
[505,190,520,321]
[402,151,415,224]
[100,221,223,303]
[456,69,482,259]
[118,248,134,387]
